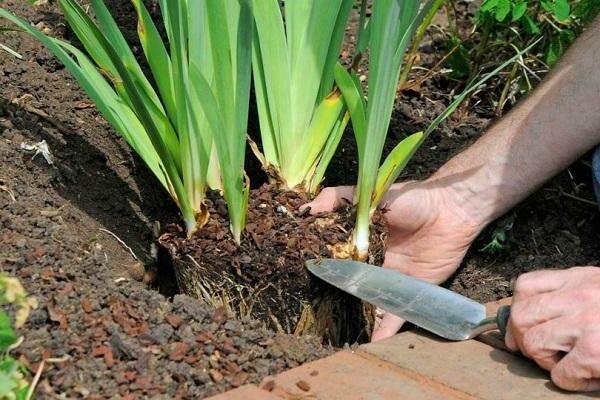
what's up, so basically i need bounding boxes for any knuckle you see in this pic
[571,286,599,303]
[508,304,528,331]
[571,266,599,275]
[522,329,543,357]
[514,273,537,296]
[579,334,600,358]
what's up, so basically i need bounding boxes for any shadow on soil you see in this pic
[0,98,174,263]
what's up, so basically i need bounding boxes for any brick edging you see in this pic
[209,298,515,400]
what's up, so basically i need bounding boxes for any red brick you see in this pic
[360,331,590,399]
[485,297,512,315]
[206,385,281,400]
[260,350,466,399]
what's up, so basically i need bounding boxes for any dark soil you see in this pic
[160,185,386,346]
[1,0,599,398]
[0,1,329,398]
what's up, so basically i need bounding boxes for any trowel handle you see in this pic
[496,305,511,337]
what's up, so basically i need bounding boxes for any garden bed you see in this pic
[1,0,599,398]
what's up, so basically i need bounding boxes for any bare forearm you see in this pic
[433,16,600,228]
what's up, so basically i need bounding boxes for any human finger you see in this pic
[507,289,584,352]
[512,269,570,302]
[301,186,354,214]
[551,342,600,392]
[513,267,600,302]
[371,312,405,342]
[519,316,577,370]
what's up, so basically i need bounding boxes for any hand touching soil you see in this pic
[305,181,484,341]
[506,267,600,392]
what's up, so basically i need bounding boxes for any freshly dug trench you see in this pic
[159,184,387,345]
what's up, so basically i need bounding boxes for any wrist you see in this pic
[427,162,509,231]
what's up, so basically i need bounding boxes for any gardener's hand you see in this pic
[506,267,600,392]
[305,180,484,341]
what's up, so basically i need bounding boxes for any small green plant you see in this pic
[0,274,37,400]
[446,0,600,112]
[481,212,516,254]
[335,0,535,259]
[1,0,253,242]
[250,0,353,194]
[476,0,596,66]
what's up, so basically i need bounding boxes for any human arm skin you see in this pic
[438,15,600,228]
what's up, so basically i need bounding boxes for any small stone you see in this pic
[126,261,145,282]
[209,369,223,383]
[145,324,174,345]
[296,380,310,392]
[230,372,248,388]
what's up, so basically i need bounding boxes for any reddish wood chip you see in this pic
[41,348,53,360]
[58,283,74,296]
[296,380,311,392]
[81,299,93,313]
[33,246,46,258]
[91,345,114,368]
[220,339,237,354]
[224,360,240,374]
[47,302,68,330]
[125,303,142,321]
[195,332,214,343]
[183,355,199,365]
[165,314,183,329]
[18,268,33,278]
[40,267,55,279]
[132,376,154,390]
[104,349,115,368]
[168,342,189,362]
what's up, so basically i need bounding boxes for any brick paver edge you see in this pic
[208,297,514,399]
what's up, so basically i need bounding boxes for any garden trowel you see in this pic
[306,259,511,341]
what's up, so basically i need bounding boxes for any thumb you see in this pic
[371,312,406,342]
[301,186,354,214]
